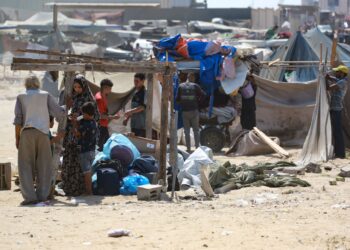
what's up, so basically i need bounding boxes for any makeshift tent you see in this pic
[258,28,350,147]
[260,31,319,82]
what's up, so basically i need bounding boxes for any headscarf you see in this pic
[72,74,100,122]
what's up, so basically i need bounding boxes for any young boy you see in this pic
[124,73,146,137]
[74,102,98,195]
[95,79,120,151]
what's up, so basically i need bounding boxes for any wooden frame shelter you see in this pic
[11,50,177,188]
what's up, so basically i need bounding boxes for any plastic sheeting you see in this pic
[177,146,214,190]
[297,66,333,165]
[254,75,317,146]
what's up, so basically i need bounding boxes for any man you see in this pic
[124,73,146,137]
[41,71,59,101]
[176,72,206,153]
[95,78,120,151]
[14,75,65,205]
[326,65,348,158]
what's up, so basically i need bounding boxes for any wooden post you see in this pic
[168,72,178,198]
[145,73,154,139]
[53,4,58,32]
[158,72,171,187]
[331,31,338,67]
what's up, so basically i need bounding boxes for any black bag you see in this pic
[131,155,159,174]
[93,168,120,196]
[94,159,128,178]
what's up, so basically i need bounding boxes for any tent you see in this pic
[257,28,350,147]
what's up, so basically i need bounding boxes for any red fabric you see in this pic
[95,92,108,127]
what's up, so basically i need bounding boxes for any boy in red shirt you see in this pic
[95,79,120,151]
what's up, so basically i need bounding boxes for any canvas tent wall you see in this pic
[258,28,350,147]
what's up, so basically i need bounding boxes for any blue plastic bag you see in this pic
[120,174,150,195]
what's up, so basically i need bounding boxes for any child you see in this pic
[73,102,98,195]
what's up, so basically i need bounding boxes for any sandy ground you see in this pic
[0,73,350,250]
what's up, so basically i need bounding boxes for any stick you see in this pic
[253,127,289,158]
[331,31,338,67]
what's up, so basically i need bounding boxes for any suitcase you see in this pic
[93,168,120,196]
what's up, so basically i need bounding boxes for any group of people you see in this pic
[13,64,347,205]
[176,71,258,153]
[14,73,147,205]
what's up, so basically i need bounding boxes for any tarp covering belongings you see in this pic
[226,130,280,156]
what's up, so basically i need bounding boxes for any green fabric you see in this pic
[209,161,310,190]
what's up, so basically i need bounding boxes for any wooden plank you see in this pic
[46,3,160,9]
[145,73,154,139]
[12,58,63,64]
[268,58,280,67]
[11,63,85,72]
[253,127,289,158]
[158,74,171,186]
[200,167,214,197]
[12,61,175,73]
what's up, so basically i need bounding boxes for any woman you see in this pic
[61,74,99,196]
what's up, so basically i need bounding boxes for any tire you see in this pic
[200,126,226,152]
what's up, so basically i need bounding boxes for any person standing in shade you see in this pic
[326,65,348,158]
[14,75,65,205]
[239,73,257,130]
[41,71,59,101]
[176,72,206,153]
[95,79,120,151]
[124,73,146,137]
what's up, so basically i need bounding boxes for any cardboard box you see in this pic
[125,133,160,160]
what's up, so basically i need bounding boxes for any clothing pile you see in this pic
[209,161,311,191]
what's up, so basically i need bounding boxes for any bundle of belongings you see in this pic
[226,130,280,156]
[91,133,159,196]
[176,146,310,193]
[154,34,251,116]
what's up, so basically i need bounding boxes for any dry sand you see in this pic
[0,72,349,250]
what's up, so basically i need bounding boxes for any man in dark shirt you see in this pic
[176,72,205,152]
[124,73,146,137]
[326,65,348,158]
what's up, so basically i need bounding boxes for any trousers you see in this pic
[330,110,345,158]
[182,110,200,150]
[18,128,52,202]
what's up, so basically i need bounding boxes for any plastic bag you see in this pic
[120,174,150,195]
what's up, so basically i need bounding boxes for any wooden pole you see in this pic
[145,73,154,139]
[168,72,178,198]
[331,31,338,67]
[158,72,171,188]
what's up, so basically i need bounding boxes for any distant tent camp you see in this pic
[257,28,350,147]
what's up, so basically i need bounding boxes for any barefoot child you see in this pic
[73,102,98,195]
